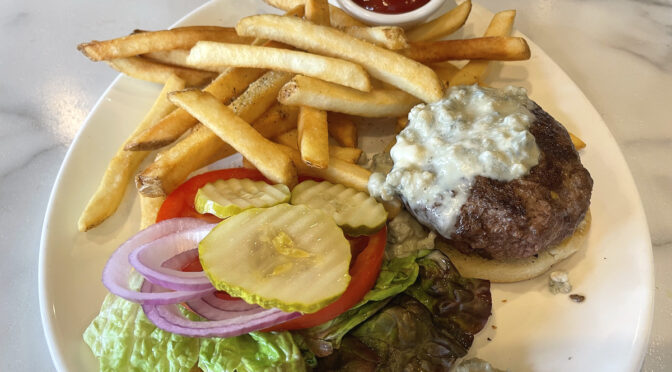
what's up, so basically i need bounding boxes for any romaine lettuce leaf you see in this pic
[84,273,306,371]
[83,292,200,372]
[198,331,306,372]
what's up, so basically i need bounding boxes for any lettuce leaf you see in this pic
[83,293,200,372]
[84,273,305,371]
[198,332,306,372]
[317,250,492,371]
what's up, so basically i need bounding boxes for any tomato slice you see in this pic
[156,168,268,223]
[162,168,388,331]
[264,226,387,331]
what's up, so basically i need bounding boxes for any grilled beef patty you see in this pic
[408,104,593,260]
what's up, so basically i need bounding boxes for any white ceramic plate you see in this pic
[39,1,654,371]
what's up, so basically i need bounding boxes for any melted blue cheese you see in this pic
[369,85,540,237]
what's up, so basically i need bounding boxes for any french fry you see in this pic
[278,75,420,117]
[342,26,408,50]
[236,14,444,102]
[242,156,257,170]
[406,0,472,42]
[187,42,371,91]
[169,89,297,187]
[396,116,409,133]
[136,71,294,197]
[125,67,266,150]
[430,61,461,84]
[262,0,364,27]
[277,144,371,192]
[327,112,358,147]
[400,36,530,64]
[329,6,366,27]
[250,102,300,139]
[78,74,185,232]
[305,0,330,26]
[450,10,516,87]
[298,0,331,169]
[78,26,252,61]
[275,129,362,163]
[297,106,330,168]
[143,49,227,73]
[139,193,165,229]
[569,132,586,150]
[107,56,216,86]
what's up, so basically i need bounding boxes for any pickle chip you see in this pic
[290,180,388,236]
[194,178,290,219]
[199,204,351,313]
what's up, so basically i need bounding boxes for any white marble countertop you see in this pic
[0,0,669,370]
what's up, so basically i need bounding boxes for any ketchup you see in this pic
[352,0,431,14]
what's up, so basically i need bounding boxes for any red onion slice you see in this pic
[128,224,215,291]
[102,218,215,304]
[141,281,301,337]
[200,292,259,311]
[185,297,266,321]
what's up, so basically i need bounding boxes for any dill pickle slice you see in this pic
[194,178,290,218]
[199,203,351,313]
[290,180,387,236]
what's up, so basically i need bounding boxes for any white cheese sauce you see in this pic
[369,85,540,237]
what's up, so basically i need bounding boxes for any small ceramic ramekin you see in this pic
[336,0,446,28]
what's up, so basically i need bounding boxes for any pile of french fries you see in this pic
[77,0,584,232]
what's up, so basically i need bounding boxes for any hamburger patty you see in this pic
[410,104,593,260]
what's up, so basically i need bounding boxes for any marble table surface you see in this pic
[0,0,669,370]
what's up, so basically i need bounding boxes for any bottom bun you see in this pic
[437,210,591,283]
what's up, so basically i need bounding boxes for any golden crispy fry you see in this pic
[136,71,294,197]
[78,26,252,61]
[139,193,165,229]
[251,102,300,139]
[327,112,358,147]
[236,15,443,102]
[278,75,420,117]
[262,0,363,27]
[297,106,330,168]
[301,0,331,169]
[401,36,530,64]
[275,129,362,163]
[187,42,371,91]
[125,67,266,150]
[406,0,472,42]
[342,26,409,50]
[169,89,297,186]
[277,144,371,192]
[107,56,216,86]
[450,10,516,87]
[395,116,409,134]
[329,5,365,27]
[241,156,257,170]
[569,132,586,150]
[78,75,185,231]
[305,0,330,26]
[329,146,363,164]
[143,49,227,73]
[430,61,460,84]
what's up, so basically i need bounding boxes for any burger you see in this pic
[369,84,593,283]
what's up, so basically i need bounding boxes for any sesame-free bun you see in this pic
[437,210,591,283]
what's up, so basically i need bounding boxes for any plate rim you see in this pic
[38,1,655,371]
